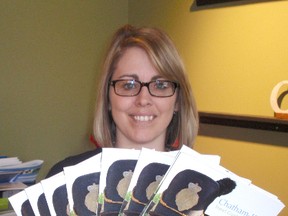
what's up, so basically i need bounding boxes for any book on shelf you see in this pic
[0,157,43,185]
[0,156,43,214]
[0,158,21,168]
[8,147,285,216]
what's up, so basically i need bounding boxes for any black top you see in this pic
[46,148,102,178]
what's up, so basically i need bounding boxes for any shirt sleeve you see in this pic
[45,148,102,178]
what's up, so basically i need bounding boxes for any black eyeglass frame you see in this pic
[109,79,179,97]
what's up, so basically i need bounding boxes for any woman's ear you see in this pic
[108,100,111,111]
[174,101,179,112]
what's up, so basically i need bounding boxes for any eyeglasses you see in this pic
[110,79,179,97]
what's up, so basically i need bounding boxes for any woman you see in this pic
[46,24,198,177]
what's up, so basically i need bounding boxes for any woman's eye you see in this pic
[123,81,136,90]
[155,81,169,89]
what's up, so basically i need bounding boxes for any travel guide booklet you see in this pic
[98,148,140,215]
[8,190,34,216]
[119,148,178,215]
[40,172,68,216]
[63,153,102,216]
[24,182,46,216]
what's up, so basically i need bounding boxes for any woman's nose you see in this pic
[135,85,152,106]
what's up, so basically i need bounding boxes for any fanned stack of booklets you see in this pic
[8,147,285,216]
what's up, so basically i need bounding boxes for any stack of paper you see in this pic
[0,157,43,184]
[8,147,285,216]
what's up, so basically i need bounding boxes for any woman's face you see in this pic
[109,47,178,151]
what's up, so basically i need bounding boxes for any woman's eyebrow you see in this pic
[116,74,164,80]
[118,74,139,80]
[151,75,163,80]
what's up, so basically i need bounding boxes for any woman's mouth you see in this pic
[133,115,154,122]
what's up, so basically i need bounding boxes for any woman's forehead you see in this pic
[112,47,161,81]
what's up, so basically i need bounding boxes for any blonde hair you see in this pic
[93,25,198,149]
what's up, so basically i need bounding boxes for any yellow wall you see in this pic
[0,0,128,180]
[128,0,288,215]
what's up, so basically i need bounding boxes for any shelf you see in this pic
[199,111,288,133]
